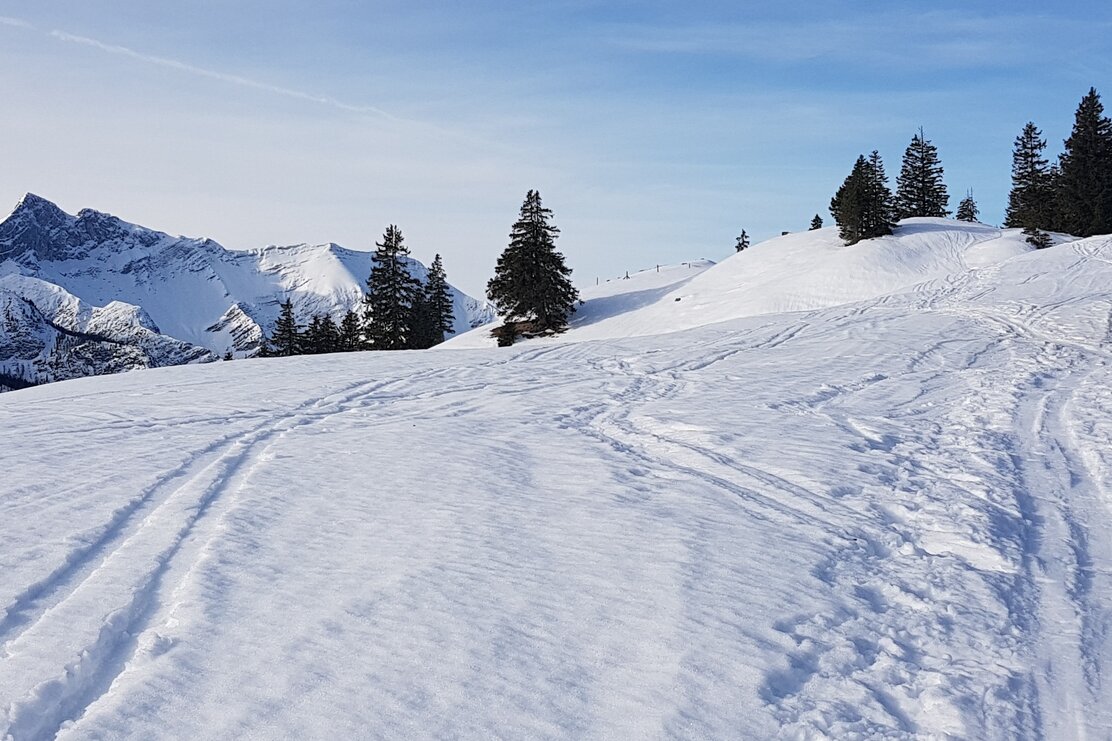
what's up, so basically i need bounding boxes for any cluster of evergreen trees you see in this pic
[261,236,454,357]
[1005,88,1112,246]
[262,189,581,355]
[828,87,1112,248]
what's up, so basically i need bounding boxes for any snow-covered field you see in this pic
[2,222,1111,739]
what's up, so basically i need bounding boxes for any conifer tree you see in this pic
[1055,87,1112,237]
[364,225,421,350]
[734,230,750,252]
[956,190,979,222]
[338,309,363,352]
[1005,122,1054,235]
[304,314,324,354]
[486,190,578,335]
[830,152,896,245]
[408,288,435,350]
[317,314,339,353]
[1023,226,1053,249]
[895,128,950,219]
[809,214,823,230]
[266,298,301,357]
[422,253,454,346]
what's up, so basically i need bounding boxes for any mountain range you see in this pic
[0,194,493,390]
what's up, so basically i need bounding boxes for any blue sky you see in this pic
[1,2,1109,296]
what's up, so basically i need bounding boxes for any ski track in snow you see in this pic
[2,228,1112,739]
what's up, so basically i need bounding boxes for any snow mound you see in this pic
[447,219,1051,347]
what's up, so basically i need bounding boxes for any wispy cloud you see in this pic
[0,16,33,29]
[49,30,399,120]
[604,12,1098,69]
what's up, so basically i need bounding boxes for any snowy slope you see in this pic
[2,234,1111,739]
[447,219,1059,348]
[0,194,494,361]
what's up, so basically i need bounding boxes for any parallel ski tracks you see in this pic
[0,364,478,741]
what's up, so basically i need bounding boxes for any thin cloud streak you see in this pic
[0,16,34,28]
[49,30,400,120]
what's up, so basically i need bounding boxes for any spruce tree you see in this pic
[1055,87,1112,237]
[408,288,435,350]
[831,152,896,245]
[1005,122,1053,233]
[338,309,363,352]
[266,298,301,357]
[735,230,750,252]
[423,253,454,346]
[1023,226,1053,249]
[956,190,979,222]
[304,314,324,354]
[486,190,579,334]
[864,151,898,237]
[895,128,950,219]
[317,314,339,353]
[364,225,421,350]
[809,214,823,230]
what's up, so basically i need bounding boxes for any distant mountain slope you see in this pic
[446,219,1066,348]
[0,193,494,388]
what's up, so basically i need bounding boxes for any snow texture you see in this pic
[1,220,1111,739]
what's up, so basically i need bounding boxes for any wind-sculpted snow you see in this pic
[1,236,1110,738]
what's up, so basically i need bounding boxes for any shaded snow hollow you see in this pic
[2,221,1111,739]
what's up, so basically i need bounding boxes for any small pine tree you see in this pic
[486,190,579,337]
[1055,87,1112,237]
[1005,122,1053,232]
[266,298,301,357]
[895,128,950,219]
[1023,226,1053,249]
[830,151,896,245]
[955,190,979,222]
[223,349,234,361]
[338,309,363,352]
[364,225,422,350]
[734,230,750,252]
[809,214,823,230]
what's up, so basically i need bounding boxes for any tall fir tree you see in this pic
[265,298,301,357]
[830,152,896,245]
[1004,122,1054,235]
[486,190,579,334]
[338,309,363,352]
[1055,87,1112,237]
[955,190,979,222]
[423,253,454,346]
[895,128,950,219]
[363,225,421,350]
[735,230,750,252]
[809,214,823,230]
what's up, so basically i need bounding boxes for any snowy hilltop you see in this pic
[1,220,1111,738]
[448,218,1064,347]
[0,194,494,390]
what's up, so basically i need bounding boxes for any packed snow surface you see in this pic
[2,223,1112,739]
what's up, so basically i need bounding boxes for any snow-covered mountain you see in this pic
[2,225,1110,738]
[0,193,494,389]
